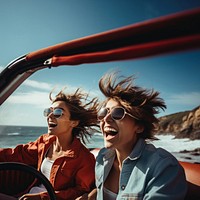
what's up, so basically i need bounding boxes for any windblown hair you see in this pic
[99,72,166,139]
[50,88,99,144]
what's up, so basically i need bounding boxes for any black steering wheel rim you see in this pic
[0,162,56,200]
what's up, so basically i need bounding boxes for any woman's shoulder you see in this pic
[144,141,179,165]
[77,140,96,159]
[145,142,173,156]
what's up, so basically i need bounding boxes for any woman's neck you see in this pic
[115,139,138,167]
[53,134,73,152]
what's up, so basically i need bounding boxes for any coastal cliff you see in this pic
[156,106,200,140]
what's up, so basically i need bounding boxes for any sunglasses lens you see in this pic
[44,108,51,117]
[53,109,63,118]
[43,108,63,118]
[97,108,108,120]
[112,107,125,120]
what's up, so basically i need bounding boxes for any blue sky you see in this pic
[0,0,200,126]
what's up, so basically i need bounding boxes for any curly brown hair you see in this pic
[99,72,166,139]
[50,88,99,144]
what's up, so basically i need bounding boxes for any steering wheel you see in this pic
[0,162,56,200]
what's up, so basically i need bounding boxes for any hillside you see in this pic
[155,106,200,140]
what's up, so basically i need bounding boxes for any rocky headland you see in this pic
[155,106,200,140]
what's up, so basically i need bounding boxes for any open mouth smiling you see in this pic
[104,127,118,136]
[48,122,57,128]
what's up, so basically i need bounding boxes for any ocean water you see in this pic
[0,125,199,163]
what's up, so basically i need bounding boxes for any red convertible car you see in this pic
[0,8,200,200]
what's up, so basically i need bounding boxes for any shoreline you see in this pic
[177,148,200,163]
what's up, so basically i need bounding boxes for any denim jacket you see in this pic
[95,138,187,200]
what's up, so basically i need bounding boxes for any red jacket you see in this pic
[0,134,95,200]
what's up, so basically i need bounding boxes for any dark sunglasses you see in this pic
[97,106,139,121]
[43,108,63,118]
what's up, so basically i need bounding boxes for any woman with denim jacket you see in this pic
[94,72,187,200]
[0,88,98,200]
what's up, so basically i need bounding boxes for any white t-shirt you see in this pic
[29,157,54,193]
[103,187,118,200]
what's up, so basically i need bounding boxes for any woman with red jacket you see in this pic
[0,88,99,200]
